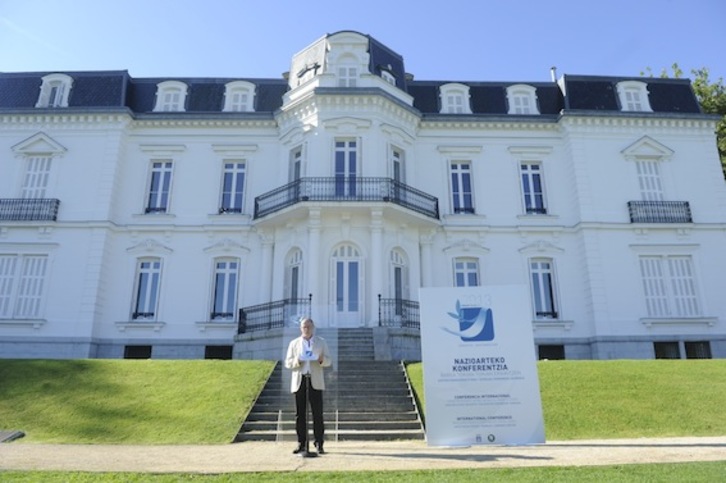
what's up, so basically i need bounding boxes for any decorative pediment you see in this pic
[126,238,173,254]
[621,136,674,160]
[12,132,67,156]
[518,240,564,254]
[203,238,250,254]
[323,117,372,132]
[443,238,489,254]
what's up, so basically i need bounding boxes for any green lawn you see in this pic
[1,358,725,481]
[0,359,274,444]
[406,359,726,441]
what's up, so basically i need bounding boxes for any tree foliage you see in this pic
[644,64,726,174]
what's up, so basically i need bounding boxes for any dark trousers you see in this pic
[294,375,324,445]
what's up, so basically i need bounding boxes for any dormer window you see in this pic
[223,81,256,112]
[439,83,472,114]
[36,73,73,108]
[337,55,359,87]
[617,81,652,112]
[382,70,396,86]
[507,84,539,115]
[153,81,188,112]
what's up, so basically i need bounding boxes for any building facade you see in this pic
[1,31,724,360]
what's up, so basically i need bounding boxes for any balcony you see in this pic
[627,201,692,223]
[254,177,439,220]
[237,296,421,333]
[0,198,60,221]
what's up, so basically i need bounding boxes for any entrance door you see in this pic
[331,244,363,327]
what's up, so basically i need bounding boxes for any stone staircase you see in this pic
[235,328,424,442]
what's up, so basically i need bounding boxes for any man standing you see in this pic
[284,317,332,454]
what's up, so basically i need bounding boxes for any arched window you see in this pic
[506,84,539,114]
[286,249,304,301]
[616,81,652,112]
[153,80,188,112]
[223,81,256,112]
[439,83,472,114]
[331,244,363,325]
[36,73,73,108]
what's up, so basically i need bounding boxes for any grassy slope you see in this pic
[0,359,275,444]
[406,359,726,440]
[1,359,725,445]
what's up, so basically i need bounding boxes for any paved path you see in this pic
[1,437,725,473]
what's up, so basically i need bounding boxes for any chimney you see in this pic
[550,66,557,82]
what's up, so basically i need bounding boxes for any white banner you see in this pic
[419,285,545,446]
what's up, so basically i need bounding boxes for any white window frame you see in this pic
[210,258,239,320]
[0,254,49,319]
[145,160,174,214]
[331,244,363,316]
[530,258,559,319]
[506,84,539,115]
[450,161,474,214]
[153,80,188,112]
[520,162,547,214]
[219,160,246,214]
[639,255,700,318]
[635,159,664,201]
[381,70,396,86]
[223,81,256,112]
[21,155,53,199]
[617,81,653,112]
[439,83,472,114]
[35,73,73,108]
[131,258,163,320]
[453,257,479,287]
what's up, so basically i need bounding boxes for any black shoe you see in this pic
[315,441,325,454]
[292,444,305,454]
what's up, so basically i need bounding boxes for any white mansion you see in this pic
[1,31,724,360]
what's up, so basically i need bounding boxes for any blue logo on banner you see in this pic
[445,299,495,341]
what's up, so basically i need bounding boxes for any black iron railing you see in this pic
[378,296,420,329]
[254,177,439,220]
[627,201,692,223]
[238,297,312,334]
[0,198,60,221]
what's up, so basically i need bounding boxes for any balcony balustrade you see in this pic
[237,296,420,333]
[254,177,439,220]
[0,198,60,221]
[627,200,692,223]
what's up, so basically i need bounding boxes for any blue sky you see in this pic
[1,0,724,84]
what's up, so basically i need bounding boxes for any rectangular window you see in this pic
[538,344,565,360]
[211,259,238,320]
[446,94,465,113]
[0,255,48,319]
[636,160,664,201]
[146,161,173,213]
[521,163,546,214]
[132,259,162,319]
[624,90,644,111]
[335,139,357,197]
[124,345,152,359]
[338,67,358,87]
[530,259,558,319]
[450,162,474,213]
[453,258,479,287]
[220,161,246,213]
[684,341,712,359]
[639,256,700,317]
[513,95,532,114]
[654,341,680,359]
[22,156,52,199]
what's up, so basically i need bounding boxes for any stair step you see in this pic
[234,429,425,442]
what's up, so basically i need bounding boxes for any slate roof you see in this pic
[0,34,704,118]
